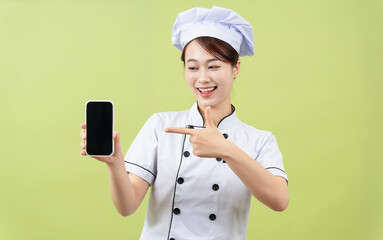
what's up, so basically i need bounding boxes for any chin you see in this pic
[196,99,218,108]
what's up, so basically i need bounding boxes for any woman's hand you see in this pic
[80,123,124,166]
[165,106,230,158]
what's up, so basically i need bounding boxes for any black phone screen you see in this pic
[86,101,114,156]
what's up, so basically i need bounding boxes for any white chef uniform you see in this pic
[124,102,288,240]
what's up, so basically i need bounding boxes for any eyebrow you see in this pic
[186,58,220,63]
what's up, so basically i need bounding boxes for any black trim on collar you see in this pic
[196,103,205,126]
[195,101,236,128]
[217,105,235,128]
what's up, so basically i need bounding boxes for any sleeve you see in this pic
[255,133,289,185]
[124,113,159,185]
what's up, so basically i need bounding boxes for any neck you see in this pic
[197,101,233,128]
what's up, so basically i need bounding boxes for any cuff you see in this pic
[266,167,289,186]
[124,161,156,185]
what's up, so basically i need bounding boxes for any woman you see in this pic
[80,6,288,240]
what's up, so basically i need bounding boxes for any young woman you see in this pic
[80,6,288,240]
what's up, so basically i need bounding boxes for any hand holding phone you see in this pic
[80,100,125,165]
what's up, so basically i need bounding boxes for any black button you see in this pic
[170,238,175,240]
[216,157,222,162]
[177,177,184,184]
[223,160,226,163]
[212,184,219,191]
[184,151,190,157]
[209,214,216,221]
[186,125,194,129]
[223,133,228,139]
[173,208,180,215]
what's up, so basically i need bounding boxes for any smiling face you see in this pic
[184,40,240,110]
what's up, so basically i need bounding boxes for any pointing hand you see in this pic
[165,106,229,158]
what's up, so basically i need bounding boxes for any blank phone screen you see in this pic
[86,101,113,156]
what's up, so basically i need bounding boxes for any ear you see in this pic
[233,60,241,78]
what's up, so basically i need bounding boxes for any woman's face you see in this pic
[184,40,240,110]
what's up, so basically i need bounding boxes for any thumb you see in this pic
[204,106,215,128]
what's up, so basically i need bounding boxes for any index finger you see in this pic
[80,123,86,129]
[165,127,194,135]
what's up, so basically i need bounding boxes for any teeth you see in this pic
[199,87,215,92]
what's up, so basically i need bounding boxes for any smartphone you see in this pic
[85,100,114,157]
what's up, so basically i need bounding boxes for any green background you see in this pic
[1,0,382,239]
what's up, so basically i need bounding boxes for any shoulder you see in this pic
[154,108,189,122]
[146,108,190,129]
[234,118,273,140]
[232,118,280,153]
[233,119,282,158]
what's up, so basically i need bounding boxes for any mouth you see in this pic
[197,86,217,93]
[197,86,217,97]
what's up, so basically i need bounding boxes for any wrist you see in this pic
[106,156,124,169]
[220,140,237,160]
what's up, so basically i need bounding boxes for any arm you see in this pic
[105,114,161,216]
[80,123,149,216]
[221,141,289,211]
[106,159,150,216]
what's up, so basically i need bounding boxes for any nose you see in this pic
[198,69,210,83]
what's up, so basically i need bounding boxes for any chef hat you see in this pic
[172,6,254,56]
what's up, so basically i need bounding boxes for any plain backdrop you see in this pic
[0,0,382,239]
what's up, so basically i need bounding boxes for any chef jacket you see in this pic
[124,102,288,240]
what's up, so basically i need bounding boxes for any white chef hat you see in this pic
[172,6,254,57]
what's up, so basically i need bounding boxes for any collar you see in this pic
[188,101,237,130]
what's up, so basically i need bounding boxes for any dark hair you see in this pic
[181,36,239,66]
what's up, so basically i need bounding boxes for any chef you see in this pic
[80,5,289,240]
[124,6,289,240]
